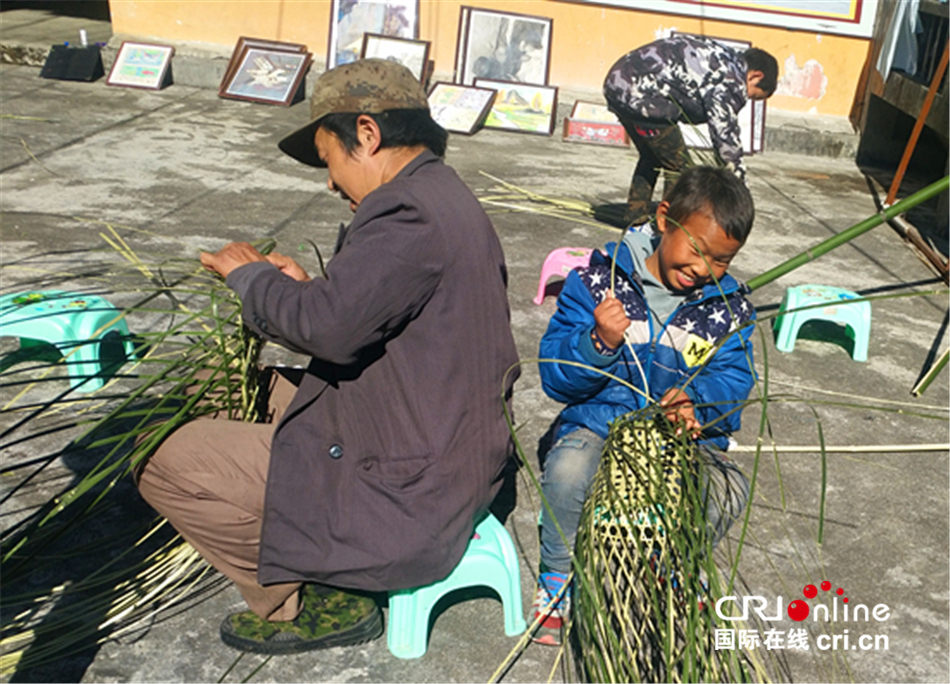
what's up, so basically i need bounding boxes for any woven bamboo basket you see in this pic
[572,413,756,683]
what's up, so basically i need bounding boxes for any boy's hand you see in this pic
[593,291,630,350]
[660,387,701,439]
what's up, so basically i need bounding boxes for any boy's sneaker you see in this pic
[530,571,571,646]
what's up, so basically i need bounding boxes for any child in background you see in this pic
[531,166,757,645]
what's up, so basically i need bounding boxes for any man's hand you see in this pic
[660,387,701,438]
[266,252,311,282]
[200,242,266,279]
[593,291,630,350]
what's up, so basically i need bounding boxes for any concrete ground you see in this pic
[1,6,948,684]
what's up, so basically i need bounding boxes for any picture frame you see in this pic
[360,33,430,82]
[327,0,419,71]
[569,100,620,124]
[219,46,312,106]
[427,81,497,135]
[562,99,630,147]
[220,37,307,92]
[474,78,558,136]
[106,41,174,90]
[456,7,552,86]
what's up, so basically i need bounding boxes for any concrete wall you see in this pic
[108,0,873,117]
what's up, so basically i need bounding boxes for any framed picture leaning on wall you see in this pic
[360,33,430,81]
[220,37,308,92]
[219,46,312,106]
[475,78,558,136]
[327,0,419,70]
[562,100,630,147]
[455,7,552,86]
[106,41,174,90]
[427,82,497,134]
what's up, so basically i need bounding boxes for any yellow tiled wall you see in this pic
[109,0,871,117]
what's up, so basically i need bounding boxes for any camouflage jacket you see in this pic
[603,34,749,181]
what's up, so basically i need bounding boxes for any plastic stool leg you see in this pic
[476,516,526,636]
[67,339,106,391]
[387,591,430,659]
[774,312,801,353]
[849,322,869,362]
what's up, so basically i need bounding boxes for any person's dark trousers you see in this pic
[610,106,690,226]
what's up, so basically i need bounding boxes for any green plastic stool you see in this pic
[0,290,135,391]
[387,513,526,659]
[774,284,871,362]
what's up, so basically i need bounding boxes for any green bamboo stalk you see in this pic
[747,175,949,291]
[912,348,949,396]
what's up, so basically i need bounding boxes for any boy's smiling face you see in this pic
[646,202,744,293]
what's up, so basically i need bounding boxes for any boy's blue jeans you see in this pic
[539,427,750,574]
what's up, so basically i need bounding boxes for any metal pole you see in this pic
[885,43,949,206]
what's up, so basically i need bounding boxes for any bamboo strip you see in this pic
[731,443,948,453]
[748,176,950,290]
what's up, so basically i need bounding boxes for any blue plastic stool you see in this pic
[774,284,871,362]
[0,290,135,391]
[387,513,526,659]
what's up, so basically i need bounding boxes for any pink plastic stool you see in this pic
[534,247,593,304]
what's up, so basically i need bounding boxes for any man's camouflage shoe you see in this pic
[219,584,383,655]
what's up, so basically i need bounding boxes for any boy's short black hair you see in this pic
[318,109,448,159]
[665,166,755,244]
[744,48,779,96]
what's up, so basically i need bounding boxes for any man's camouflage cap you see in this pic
[278,58,429,168]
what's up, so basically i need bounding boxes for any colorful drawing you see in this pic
[427,82,496,134]
[563,119,629,147]
[106,41,174,89]
[475,78,557,135]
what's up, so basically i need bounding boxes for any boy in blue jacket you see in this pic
[531,166,756,645]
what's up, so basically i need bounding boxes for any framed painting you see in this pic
[221,37,307,91]
[106,41,174,90]
[427,81,497,134]
[562,99,629,146]
[219,46,312,106]
[456,7,552,86]
[474,78,558,136]
[569,100,621,124]
[327,0,419,70]
[360,33,430,81]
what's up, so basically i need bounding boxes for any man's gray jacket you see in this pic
[228,150,520,591]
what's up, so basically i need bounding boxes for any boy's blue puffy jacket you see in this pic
[539,241,756,451]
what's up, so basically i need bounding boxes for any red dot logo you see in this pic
[795,580,848,618]
[788,600,810,621]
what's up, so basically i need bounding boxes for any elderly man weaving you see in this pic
[137,59,520,655]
